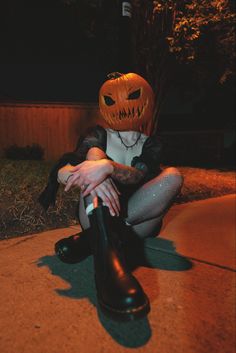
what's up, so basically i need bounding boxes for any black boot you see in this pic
[55,228,92,264]
[120,220,163,270]
[54,219,162,266]
[88,201,150,321]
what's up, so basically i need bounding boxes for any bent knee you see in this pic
[163,167,184,191]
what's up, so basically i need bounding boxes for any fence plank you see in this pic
[0,102,101,160]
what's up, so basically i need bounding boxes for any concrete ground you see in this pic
[0,194,235,353]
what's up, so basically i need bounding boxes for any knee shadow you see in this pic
[143,237,193,271]
[37,255,152,348]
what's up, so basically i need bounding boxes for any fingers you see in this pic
[90,188,115,216]
[90,189,98,200]
[94,179,120,216]
[67,161,109,194]
[103,180,120,212]
[82,181,100,197]
[64,172,83,192]
[65,172,121,217]
[85,179,120,216]
[109,178,121,195]
[106,178,120,196]
[82,178,120,198]
[100,187,119,216]
[97,188,118,216]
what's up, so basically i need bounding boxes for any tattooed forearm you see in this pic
[86,148,146,184]
[110,161,146,184]
[86,147,107,161]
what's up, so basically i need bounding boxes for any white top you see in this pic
[105,128,148,166]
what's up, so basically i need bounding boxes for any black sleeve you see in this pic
[131,135,162,176]
[38,125,107,211]
[75,125,107,154]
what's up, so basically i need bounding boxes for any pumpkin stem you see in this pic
[107,72,123,80]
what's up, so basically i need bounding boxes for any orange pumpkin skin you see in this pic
[99,73,154,134]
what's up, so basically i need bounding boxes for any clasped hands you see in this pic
[64,159,120,216]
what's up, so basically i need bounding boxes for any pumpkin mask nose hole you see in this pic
[104,95,115,106]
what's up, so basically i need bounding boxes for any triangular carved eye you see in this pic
[104,95,115,106]
[128,89,141,100]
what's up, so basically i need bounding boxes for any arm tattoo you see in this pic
[86,148,146,184]
[111,161,146,184]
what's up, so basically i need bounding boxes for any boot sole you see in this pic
[98,296,150,321]
[55,249,89,264]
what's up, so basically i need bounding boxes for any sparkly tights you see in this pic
[78,167,183,239]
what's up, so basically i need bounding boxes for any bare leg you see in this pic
[126,167,183,239]
[78,195,92,230]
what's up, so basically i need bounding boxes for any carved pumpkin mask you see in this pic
[99,72,154,132]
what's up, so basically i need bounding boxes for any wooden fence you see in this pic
[0,102,102,160]
[0,102,227,164]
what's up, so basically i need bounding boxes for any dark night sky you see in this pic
[0,0,235,129]
[0,0,122,102]
[0,63,104,102]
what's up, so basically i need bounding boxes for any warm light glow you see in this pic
[113,257,125,277]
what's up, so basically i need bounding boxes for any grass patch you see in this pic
[0,159,235,239]
[0,159,79,239]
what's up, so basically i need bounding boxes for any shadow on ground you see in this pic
[143,237,193,271]
[37,238,192,348]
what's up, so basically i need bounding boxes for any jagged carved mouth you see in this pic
[106,101,148,122]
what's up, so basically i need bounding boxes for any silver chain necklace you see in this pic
[117,131,142,150]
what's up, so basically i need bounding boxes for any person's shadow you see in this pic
[37,238,192,348]
[142,236,193,271]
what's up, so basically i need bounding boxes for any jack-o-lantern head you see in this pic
[99,72,154,132]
